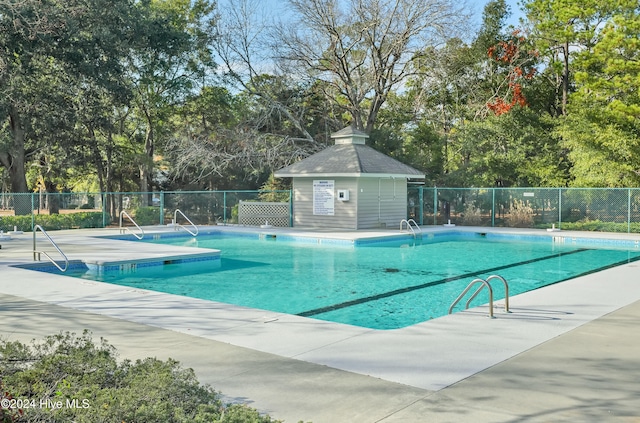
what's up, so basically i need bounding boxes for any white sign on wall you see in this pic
[313,180,335,216]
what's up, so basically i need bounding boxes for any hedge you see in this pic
[0,212,103,232]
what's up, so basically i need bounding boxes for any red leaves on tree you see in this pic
[486,31,538,116]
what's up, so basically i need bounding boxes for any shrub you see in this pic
[543,219,640,233]
[258,175,290,203]
[506,199,534,227]
[0,331,284,423]
[132,206,159,225]
[462,201,483,226]
[0,215,32,233]
[231,204,239,223]
[0,213,103,232]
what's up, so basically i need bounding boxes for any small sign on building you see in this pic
[313,180,335,215]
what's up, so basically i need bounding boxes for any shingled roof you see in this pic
[274,127,424,178]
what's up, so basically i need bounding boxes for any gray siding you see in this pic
[356,178,407,229]
[292,178,358,229]
[291,176,408,229]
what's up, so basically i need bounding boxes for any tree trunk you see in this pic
[5,107,29,192]
[139,116,154,206]
[0,106,31,214]
[45,180,60,214]
[561,41,570,115]
[88,125,106,193]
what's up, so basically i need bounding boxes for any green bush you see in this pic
[0,331,285,423]
[0,212,104,232]
[534,219,640,233]
[133,206,159,225]
[0,215,32,232]
[231,204,239,223]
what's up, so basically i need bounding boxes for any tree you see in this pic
[213,0,329,145]
[522,0,628,116]
[0,0,67,199]
[126,0,217,200]
[446,108,569,187]
[164,79,329,189]
[561,7,640,186]
[274,0,467,133]
[0,0,137,213]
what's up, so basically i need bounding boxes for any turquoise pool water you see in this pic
[56,231,640,330]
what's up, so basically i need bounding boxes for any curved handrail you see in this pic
[486,275,510,313]
[448,278,494,318]
[466,276,509,313]
[174,209,198,236]
[119,210,144,240]
[400,219,422,237]
[32,225,69,272]
[407,219,421,233]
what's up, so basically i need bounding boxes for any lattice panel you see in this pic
[238,201,290,227]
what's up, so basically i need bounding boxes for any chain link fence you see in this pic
[0,190,292,232]
[409,187,640,233]
[3,188,640,233]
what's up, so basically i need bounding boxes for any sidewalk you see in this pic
[2,294,639,422]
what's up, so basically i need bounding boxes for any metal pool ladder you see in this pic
[173,209,198,236]
[448,275,510,318]
[33,225,69,272]
[400,219,422,238]
[119,210,145,239]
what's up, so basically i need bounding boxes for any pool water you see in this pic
[68,232,640,329]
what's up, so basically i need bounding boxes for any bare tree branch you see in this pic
[273,0,469,133]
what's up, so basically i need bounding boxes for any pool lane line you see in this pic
[296,248,592,318]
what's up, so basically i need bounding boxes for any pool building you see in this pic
[274,126,425,229]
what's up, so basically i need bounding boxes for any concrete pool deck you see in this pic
[1,226,639,422]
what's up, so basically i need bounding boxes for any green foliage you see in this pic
[132,206,159,225]
[0,331,283,423]
[562,6,640,187]
[536,220,640,233]
[0,216,32,233]
[446,108,569,187]
[231,204,239,224]
[258,175,291,203]
[0,213,103,232]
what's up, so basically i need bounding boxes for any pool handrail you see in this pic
[448,278,495,318]
[119,210,144,240]
[173,209,198,236]
[32,224,69,272]
[400,219,422,237]
[484,275,510,313]
[449,275,510,318]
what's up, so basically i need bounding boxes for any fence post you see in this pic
[492,188,496,227]
[223,191,227,224]
[418,187,424,226]
[160,191,165,225]
[433,187,438,225]
[628,188,631,233]
[558,188,562,228]
[31,193,35,230]
[289,189,293,227]
[101,193,107,227]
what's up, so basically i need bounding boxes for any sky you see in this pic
[255,0,527,28]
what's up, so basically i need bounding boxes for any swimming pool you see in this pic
[52,230,640,330]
